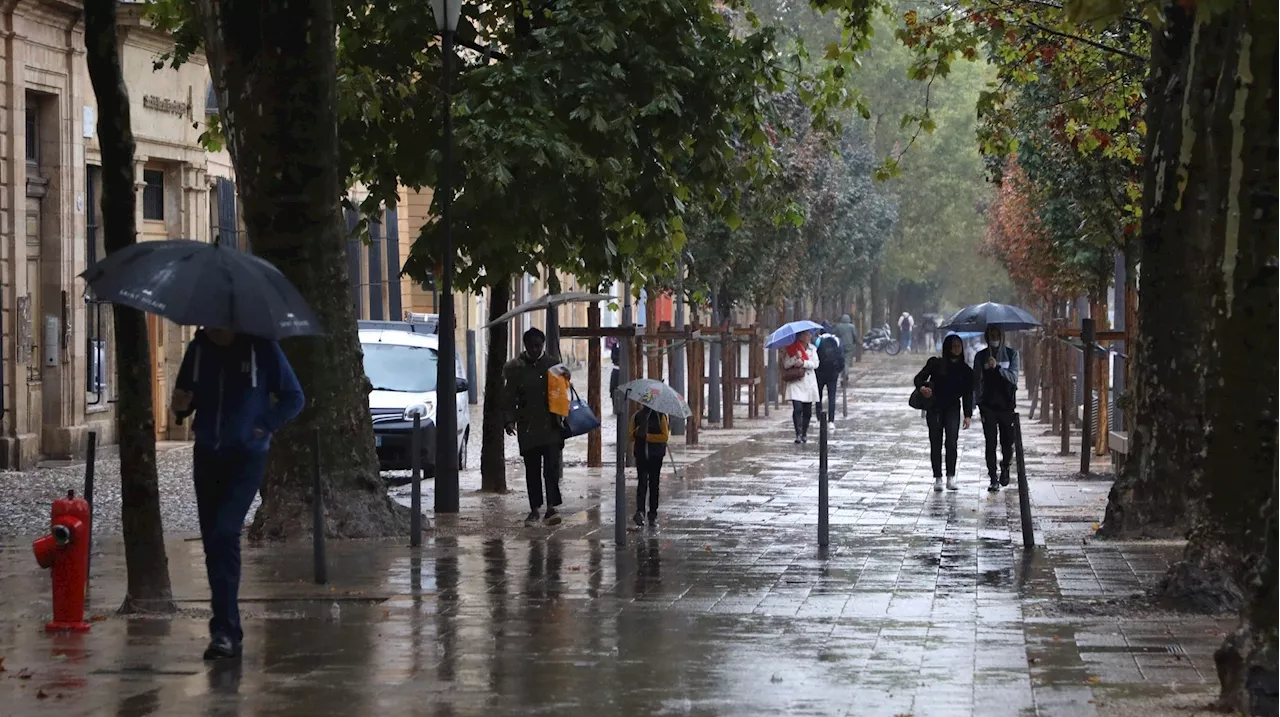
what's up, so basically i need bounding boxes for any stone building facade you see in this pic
[0,2,225,468]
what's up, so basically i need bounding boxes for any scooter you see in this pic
[862,324,902,355]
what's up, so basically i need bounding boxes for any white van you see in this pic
[359,328,469,476]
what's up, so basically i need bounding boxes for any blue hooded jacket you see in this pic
[173,331,305,453]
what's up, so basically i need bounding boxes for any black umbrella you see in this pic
[80,240,322,340]
[939,302,1041,332]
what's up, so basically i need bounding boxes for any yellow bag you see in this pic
[547,371,570,416]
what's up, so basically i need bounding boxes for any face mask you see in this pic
[989,339,1002,349]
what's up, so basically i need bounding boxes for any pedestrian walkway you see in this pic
[0,358,1229,716]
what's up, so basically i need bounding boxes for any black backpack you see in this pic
[816,335,842,371]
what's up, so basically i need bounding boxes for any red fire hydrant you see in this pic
[32,490,91,632]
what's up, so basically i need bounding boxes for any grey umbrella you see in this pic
[481,292,615,330]
[939,302,1041,332]
[617,379,692,418]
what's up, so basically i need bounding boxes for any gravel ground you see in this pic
[0,375,636,540]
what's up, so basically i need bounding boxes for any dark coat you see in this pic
[502,352,564,453]
[914,355,974,417]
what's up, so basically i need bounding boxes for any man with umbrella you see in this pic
[503,327,567,527]
[973,325,1021,492]
[171,327,305,660]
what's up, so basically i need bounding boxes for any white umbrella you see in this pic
[617,379,692,418]
[481,292,615,330]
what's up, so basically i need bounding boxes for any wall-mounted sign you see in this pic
[143,95,191,119]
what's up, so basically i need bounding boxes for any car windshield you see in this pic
[362,343,438,393]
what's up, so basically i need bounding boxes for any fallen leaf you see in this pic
[17,668,33,679]
[36,689,48,699]
[1086,676,1101,684]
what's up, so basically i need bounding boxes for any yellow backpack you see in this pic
[633,409,670,444]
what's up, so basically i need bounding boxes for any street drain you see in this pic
[1079,645,1185,655]
[92,667,200,676]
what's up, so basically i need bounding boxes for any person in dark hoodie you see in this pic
[973,325,1021,492]
[914,333,973,491]
[171,328,305,661]
[503,327,567,527]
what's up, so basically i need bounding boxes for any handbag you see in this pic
[780,364,805,383]
[909,384,934,411]
[561,386,600,438]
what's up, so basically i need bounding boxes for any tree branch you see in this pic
[1023,21,1146,62]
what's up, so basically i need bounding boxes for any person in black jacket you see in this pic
[914,333,973,491]
[973,325,1021,492]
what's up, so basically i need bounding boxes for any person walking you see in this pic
[503,327,567,525]
[898,312,915,353]
[914,333,973,491]
[631,405,670,527]
[834,313,859,370]
[171,328,305,661]
[814,323,844,426]
[973,325,1020,492]
[781,330,821,443]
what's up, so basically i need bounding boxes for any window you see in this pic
[25,108,37,163]
[143,169,165,220]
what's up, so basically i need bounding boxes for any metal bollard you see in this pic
[83,431,97,585]
[842,376,848,419]
[312,429,328,584]
[1013,413,1035,548]
[818,404,829,548]
[410,414,423,548]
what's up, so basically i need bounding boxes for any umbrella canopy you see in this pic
[939,302,1041,332]
[617,379,692,418]
[81,239,321,340]
[765,320,823,349]
[481,292,615,330]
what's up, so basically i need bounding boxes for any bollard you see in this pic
[1013,413,1035,548]
[842,376,848,419]
[818,404,829,548]
[312,429,328,584]
[465,329,479,405]
[410,414,423,548]
[83,431,97,585]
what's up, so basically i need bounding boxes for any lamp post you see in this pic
[431,0,461,513]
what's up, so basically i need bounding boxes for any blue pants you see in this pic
[193,445,268,644]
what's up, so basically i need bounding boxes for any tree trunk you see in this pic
[645,284,660,380]
[480,279,511,492]
[195,0,405,538]
[1097,4,1226,539]
[869,267,884,330]
[83,0,174,613]
[1133,0,1277,709]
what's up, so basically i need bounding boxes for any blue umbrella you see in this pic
[765,320,823,349]
[939,302,1041,332]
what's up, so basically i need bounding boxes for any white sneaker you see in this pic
[946,475,959,491]
[933,477,944,492]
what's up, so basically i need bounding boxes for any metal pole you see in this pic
[708,292,721,424]
[670,260,686,436]
[312,428,328,584]
[465,328,478,405]
[1080,317,1095,475]
[615,282,632,547]
[842,375,848,419]
[818,404,829,548]
[410,413,422,547]
[1013,413,1035,548]
[83,431,96,584]
[435,28,459,513]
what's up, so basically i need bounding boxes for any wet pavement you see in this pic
[0,358,1231,716]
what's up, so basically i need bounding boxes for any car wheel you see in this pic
[458,432,469,470]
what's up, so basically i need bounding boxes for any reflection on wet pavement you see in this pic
[0,359,1230,716]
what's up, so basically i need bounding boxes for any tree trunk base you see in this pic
[250,483,408,540]
[1155,530,1243,613]
[1098,462,1195,539]
[1214,621,1279,716]
[118,595,177,615]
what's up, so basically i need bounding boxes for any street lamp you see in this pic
[431,0,461,514]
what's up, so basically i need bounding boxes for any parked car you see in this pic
[357,316,437,335]
[359,328,469,479]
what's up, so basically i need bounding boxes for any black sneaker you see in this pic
[523,510,541,527]
[794,434,802,444]
[987,478,1000,493]
[801,432,809,444]
[202,635,241,661]
[543,508,562,526]
[1000,468,1011,486]
[633,510,645,526]
[647,511,658,526]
